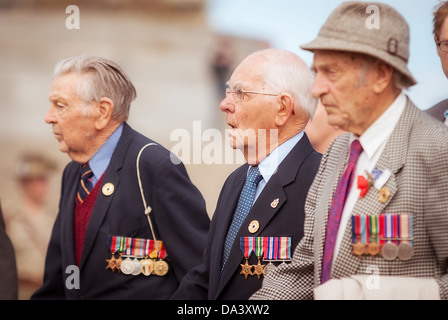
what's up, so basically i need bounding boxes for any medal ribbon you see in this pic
[263,237,276,260]
[279,237,291,260]
[254,237,263,258]
[399,215,413,245]
[351,215,362,244]
[240,237,254,258]
[107,236,167,257]
[369,215,379,243]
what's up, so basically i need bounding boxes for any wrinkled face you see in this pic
[45,72,97,161]
[219,56,278,155]
[436,17,448,78]
[311,51,375,136]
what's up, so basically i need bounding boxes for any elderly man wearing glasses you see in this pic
[171,49,321,300]
[426,1,448,124]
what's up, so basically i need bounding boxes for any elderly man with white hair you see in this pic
[172,48,321,300]
[32,55,210,300]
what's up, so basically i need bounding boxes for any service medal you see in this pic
[131,258,143,275]
[252,237,265,279]
[153,260,169,276]
[121,257,135,275]
[140,258,154,276]
[240,237,254,279]
[381,242,398,260]
[240,259,253,279]
[263,262,276,275]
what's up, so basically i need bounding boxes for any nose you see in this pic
[44,105,57,124]
[311,73,329,99]
[219,94,235,113]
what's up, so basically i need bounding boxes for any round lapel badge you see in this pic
[102,182,115,196]
[248,220,259,234]
[378,187,390,203]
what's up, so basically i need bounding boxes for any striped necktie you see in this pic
[77,163,93,204]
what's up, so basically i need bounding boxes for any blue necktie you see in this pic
[221,165,263,274]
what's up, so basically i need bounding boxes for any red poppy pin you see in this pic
[357,171,374,198]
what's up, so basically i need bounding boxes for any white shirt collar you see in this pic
[355,92,407,160]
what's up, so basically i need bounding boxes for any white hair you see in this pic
[254,49,317,120]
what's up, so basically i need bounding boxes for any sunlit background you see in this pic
[0,0,446,299]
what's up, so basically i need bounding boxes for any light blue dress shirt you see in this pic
[88,124,123,187]
[251,131,304,201]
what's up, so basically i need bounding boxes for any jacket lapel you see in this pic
[330,99,416,279]
[79,123,133,269]
[209,167,246,298]
[62,166,80,266]
[314,133,351,280]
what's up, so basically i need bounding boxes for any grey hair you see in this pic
[53,54,136,122]
[255,49,317,120]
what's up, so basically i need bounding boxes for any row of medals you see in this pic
[351,236,413,261]
[106,253,169,276]
[240,257,286,279]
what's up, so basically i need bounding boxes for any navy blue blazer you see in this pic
[171,133,321,300]
[0,204,18,300]
[32,123,210,300]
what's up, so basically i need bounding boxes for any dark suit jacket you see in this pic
[0,204,18,299]
[425,98,448,123]
[171,133,321,300]
[32,123,210,300]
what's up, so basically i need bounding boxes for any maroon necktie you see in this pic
[321,139,363,284]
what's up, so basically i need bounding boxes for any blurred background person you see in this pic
[0,203,18,300]
[4,153,57,299]
[426,1,448,124]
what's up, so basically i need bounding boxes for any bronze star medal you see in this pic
[240,259,253,279]
[253,259,265,279]
[106,254,119,272]
[351,241,366,257]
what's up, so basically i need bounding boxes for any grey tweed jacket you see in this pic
[252,97,448,300]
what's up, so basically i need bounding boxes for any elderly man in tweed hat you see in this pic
[252,1,448,300]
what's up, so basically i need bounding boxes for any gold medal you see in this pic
[153,259,169,276]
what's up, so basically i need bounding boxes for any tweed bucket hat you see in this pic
[301,1,416,85]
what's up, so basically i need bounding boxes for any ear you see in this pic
[372,61,394,94]
[275,93,294,127]
[94,97,114,130]
[435,35,442,58]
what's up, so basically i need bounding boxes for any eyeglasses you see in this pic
[225,85,279,102]
[437,40,448,52]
